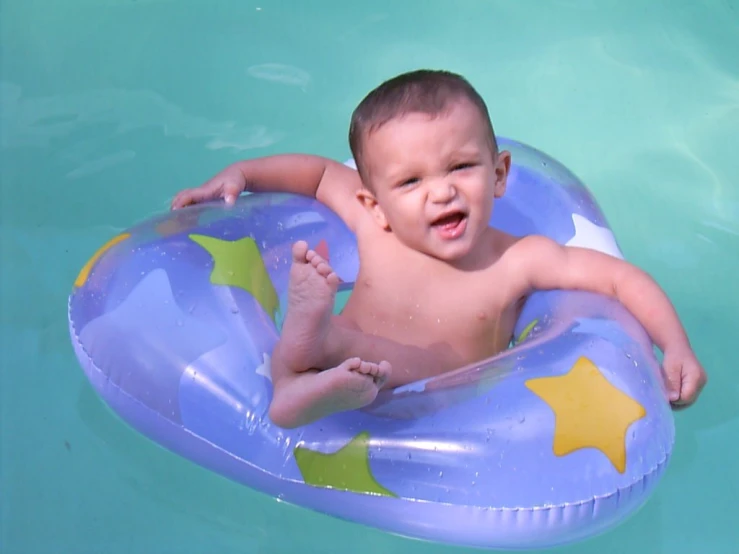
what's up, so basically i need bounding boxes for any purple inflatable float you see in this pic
[68,138,674,550]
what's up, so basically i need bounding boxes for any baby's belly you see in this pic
[340,286,516,366]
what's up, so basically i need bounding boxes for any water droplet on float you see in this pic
[439,471,444,478]
[231,306,239,314]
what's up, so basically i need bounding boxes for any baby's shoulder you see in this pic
[316,160,368,231]
[497,232,560,259]
[488,232,564,280]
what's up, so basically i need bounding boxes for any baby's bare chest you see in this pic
[342,263,523,357]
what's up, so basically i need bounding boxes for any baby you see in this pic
[172,70,707,428]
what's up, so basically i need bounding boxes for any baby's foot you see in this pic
[315,357,392,412]
[269,357,393,428]
[279,241,340,372]
[352,358,392,389]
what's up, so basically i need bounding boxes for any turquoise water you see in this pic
[1,0,738,552]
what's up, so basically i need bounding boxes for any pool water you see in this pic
[1,0,738,552]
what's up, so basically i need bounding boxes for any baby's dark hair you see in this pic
[348,69,498,179]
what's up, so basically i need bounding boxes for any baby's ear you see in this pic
[493,150,511,197]
[356,188,390,230]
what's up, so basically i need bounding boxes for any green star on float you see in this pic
[515,318,539,344]
[294,432,397,497]
[189,234,279,320]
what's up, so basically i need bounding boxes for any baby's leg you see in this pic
[324,322,461,389]
[273,240,340,374]
[268,241,391,428]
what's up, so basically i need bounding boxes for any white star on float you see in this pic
[565,214,624,259]
[79,268,227,372]
[392,378,429,395]
[255,352,272,381]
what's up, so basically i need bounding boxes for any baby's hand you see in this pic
[171,166,247,210]
[662,345,707,409]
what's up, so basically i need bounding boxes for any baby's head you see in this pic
[348,69,499,184]
[347,70,511,266]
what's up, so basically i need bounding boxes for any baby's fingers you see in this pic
[171,189,196,210]
[171,184,223,210]
[223,182,244,205]
[663,363,682,403]
[674,365,708,408]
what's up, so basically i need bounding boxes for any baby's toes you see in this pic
[354,361,378,376]
[375,361,392,387]
[325,271,340,286]
[306,250,323,266]
[338,357,362,372]
[314,261,335,279]
[291,241,309,262]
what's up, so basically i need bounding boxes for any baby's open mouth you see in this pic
[431,211,467,229]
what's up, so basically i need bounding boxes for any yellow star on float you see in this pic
[189,234,279,321]
[294,432,397,497]
[74,233,131,288]
[524,356,646,473]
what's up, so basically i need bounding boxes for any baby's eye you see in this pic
[398,176,420,187]
[451,162,476,171]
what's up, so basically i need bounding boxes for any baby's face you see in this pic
[358,99,508,266]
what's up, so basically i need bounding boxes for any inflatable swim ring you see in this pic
[67,138,675,550]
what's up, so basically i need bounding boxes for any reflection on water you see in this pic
[0,81,283,153]
[247,63,312,91]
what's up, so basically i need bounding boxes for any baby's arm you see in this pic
[171,155,365,231]
[514,235,707,408]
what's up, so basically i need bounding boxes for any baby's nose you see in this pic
[429,180,456,202]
